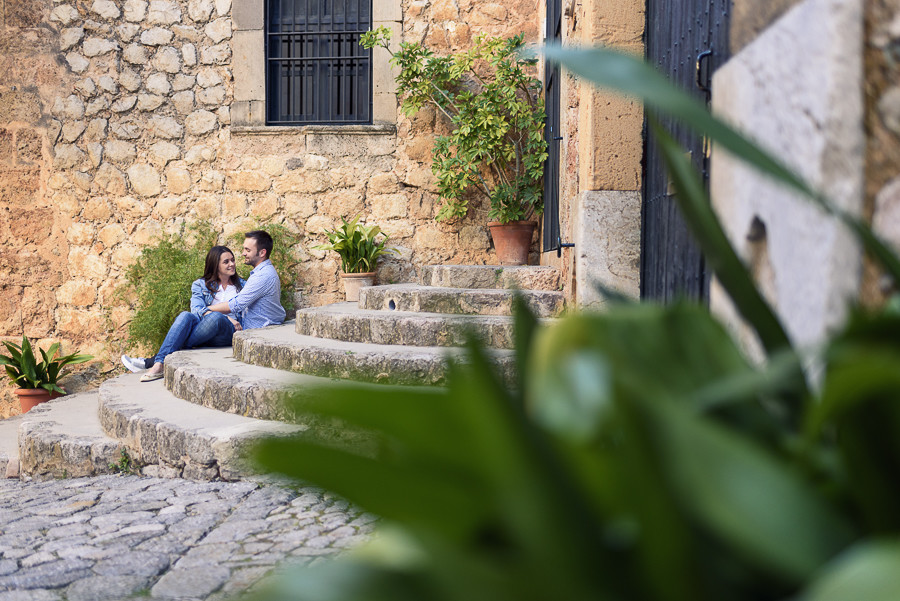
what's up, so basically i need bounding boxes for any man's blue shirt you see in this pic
[228,259,286,329]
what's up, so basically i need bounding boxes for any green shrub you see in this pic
[246,46,900,601]
[125,221,301,350]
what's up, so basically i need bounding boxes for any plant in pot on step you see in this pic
[361,30,547,265]
[0,336,93,414]
[314,215,398,302]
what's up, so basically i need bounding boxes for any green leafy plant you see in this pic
[313,215,398,274]
[126,221,302,350]
[108,449,136,475]
[0,336,92,394]
[247,46,900,601]
[361,29,547,224]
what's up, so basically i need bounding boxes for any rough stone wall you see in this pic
[0,0,539,418]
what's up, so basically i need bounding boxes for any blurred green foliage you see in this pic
[249,46,900,601]
[125,221,301,350]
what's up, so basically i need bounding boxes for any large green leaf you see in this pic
[801,541,900,601]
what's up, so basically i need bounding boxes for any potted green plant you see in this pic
[0,336,93,413]
[314,216,398,302]
[361,30,547,265]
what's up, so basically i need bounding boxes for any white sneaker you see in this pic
[121,355,148,373]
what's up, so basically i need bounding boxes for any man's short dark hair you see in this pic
[246,230,274,259]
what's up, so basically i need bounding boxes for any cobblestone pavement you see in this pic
[0,475,375,601]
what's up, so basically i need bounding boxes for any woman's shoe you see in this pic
[140,371,164,382]
[121,355,148,373]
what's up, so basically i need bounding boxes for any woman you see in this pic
[121,246,245,382]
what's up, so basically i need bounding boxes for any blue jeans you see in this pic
[153,312,235,366]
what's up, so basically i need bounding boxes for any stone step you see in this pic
[295,303,519,349]
[358,283,565,317]
[0,411,23,478]
[99,374,301,481]
[233,323,516,386]
[421,264,561,291]
[14,392,124,481]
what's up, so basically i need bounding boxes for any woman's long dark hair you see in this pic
[203,246,243,293]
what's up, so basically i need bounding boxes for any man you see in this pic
[121,231,286,379]
[204,230,286,328]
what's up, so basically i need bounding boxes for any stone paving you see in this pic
[0,475,375,601]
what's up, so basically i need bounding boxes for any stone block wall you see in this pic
[0,0,539,417]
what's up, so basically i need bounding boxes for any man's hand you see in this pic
[229,317,242,331]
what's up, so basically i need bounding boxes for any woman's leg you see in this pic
[153,311,200,366]
[185,312,236,349]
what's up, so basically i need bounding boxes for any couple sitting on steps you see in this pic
[122,230,287,382]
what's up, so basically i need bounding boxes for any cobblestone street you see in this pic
[0,476,374,601]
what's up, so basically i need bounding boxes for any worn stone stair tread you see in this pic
[234,323,516,386]
[359,283,565,317]
[14,392,124,480]
[295,302,532,349]
[421,264,561,291]
[0,410,29,478]
[164,347,427,421]
[99,374,301,481]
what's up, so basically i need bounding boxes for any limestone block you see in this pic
[182,43,198,66]
[111,96,138,112]
[138,94,166,111]
[110,119,141,140]
[215,0,231,16]
[198,85,226,106]
[232,0,261,29]
[205,18,233,43]
[82,197,112,221]
[153,47,182,73]
[156,196,185,218]
[68,248,109,279]
[119,69,143,91]
[84,118,108,141]
[114,195,152,218]
[91,0,121,20]
[233,31,265,101]
[60,28,85,51]
[165,166,192,193]
[200,42,231,64]
[196,67,223,87]
[873,176,900,253]
[117,23,141,42]
[149,116,184,139]
[66,223,95,246]
[97,75,117,93]
[188,0,215,23]
[86,97,110,117]
[65,53,90,73]
[193,195,219,219]
[56,281,97,306]
[878,86,900,136]
[146,72,172,95]
[416,225,456,249]
[62,121,87,143]
[374,0,402,21]
[51,5,80,26]
[75,78,97,98]
[199,170,224,191]
[94,164,126,195]
[149,141,180,166]
[431,0,460,20]
[250,195,279,219]
[274,171,331,195]
[112,244,141,269]
[227,170,270,192]
[173,74,196,91]
[104,140,136,164]
[307,134,395,157]
[123,44,149,65]
[72,172,92,192]
[458,225,490,250]
[380,220,415,240]
[83,37,118,57]
[305,215,335,234]
[87,143,103,167]
[127,163,162,197]
[148,0,183,25]
[172,24,203,41]
[124,0,148,22]
[185,110,217,135]
[185,145,215,164]
[402,167,439,193]
[22,288,56,338]
[55,95,86,120]
[134,220,163,245]
[98,224,126,247]
[53,144,85,169]
[222,194,247,217]
[369,193,408,220]
[367,172,400,195]
[170,90,195,116]
[141,27,174,46]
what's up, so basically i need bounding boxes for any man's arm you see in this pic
[224,266,274,315]
[206,302,230,314]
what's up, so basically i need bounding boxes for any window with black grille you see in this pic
[266,0,372,125]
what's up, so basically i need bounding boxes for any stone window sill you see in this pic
[231,124,397,136]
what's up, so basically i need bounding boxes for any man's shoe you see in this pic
[121,355,147,373]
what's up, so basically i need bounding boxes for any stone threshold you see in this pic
[231,123,397,136]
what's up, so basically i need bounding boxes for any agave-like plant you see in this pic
[314,215,398,274]
[0,336,92,394]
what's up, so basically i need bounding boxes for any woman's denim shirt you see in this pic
[189,278,247,326]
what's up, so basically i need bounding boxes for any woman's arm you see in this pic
[189,279,210,318]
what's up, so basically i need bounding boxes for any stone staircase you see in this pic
[0,265,563,482]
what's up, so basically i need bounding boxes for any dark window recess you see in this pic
[542,0,562,253]
[266,0,372,125]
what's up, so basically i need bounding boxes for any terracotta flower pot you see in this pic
[488,221,537,265]
[15,388,64,414]
[341,272,376,302]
